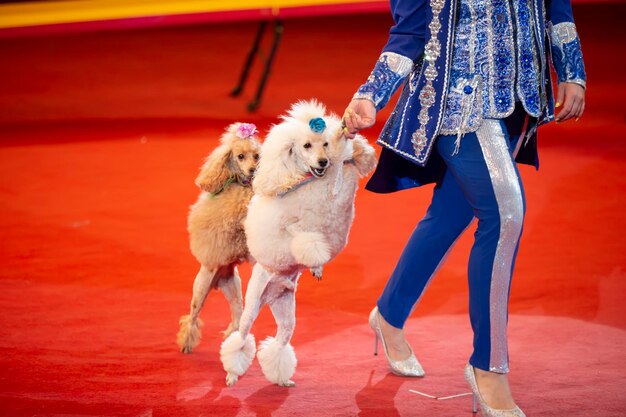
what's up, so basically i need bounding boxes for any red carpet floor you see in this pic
[0,4,625,416]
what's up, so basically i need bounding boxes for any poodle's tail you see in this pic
[290,231,331,267]
[257,336,297,387]
[220,330,256,386]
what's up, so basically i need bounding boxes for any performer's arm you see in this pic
[343,0,427,136]
[548,0,586,121]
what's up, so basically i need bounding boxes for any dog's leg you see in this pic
[217,264,243,339]
[257,274,298,387]
[220,263,271,387]
[287,224,331,268]
[177,265,216,353]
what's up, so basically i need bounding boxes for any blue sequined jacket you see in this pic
[355,0,586,192]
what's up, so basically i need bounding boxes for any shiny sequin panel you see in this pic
[475,120,525,375]
[550,22,586,89]
[353,52,413,111]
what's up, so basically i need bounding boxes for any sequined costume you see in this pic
[354,0,585,373]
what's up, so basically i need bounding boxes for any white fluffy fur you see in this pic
[220,331,256,386]
[219,100,377,387]
[257,337,297,386]
[245,99,376,272]
[290,231,331,267]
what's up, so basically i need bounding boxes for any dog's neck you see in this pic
[210,176,251,197]
[276,159,355,198]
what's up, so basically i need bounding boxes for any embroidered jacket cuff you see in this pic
[550,22,586,89]
[353,52,414,111]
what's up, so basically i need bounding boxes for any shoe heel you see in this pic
[472,393,478,413]
[374,333,379,356]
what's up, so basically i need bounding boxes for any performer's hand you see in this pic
[342,99,376,138]
[555,82,585,123]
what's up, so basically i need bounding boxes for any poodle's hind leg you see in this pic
[217,264,243,338]
[258,277,298,387]
[177,265,217,353]
[220,264,271,386]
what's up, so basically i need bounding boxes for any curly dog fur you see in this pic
[177,123,261,353]
[220,100,376,386]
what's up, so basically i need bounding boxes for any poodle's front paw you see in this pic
[351,136,377,177]
[278,380,296,387]
[291,232,331,267]
[310,266,323,281]
[226,373,239,387]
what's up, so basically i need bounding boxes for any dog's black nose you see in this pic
[318,159,328,168]
[249,168,256,175]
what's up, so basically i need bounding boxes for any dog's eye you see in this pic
[254,154,259,161]
[323,142,328,147]
[303,143,312,149]
[238,154,245,160]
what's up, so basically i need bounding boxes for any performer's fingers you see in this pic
[557,95,577,122]
[555,83,565,109]
[567,101,580,123]
[342,114,357,139]
[572,95,585,121]
[349,110,361,131]
[353,112,368,131]
[577,100,585,121]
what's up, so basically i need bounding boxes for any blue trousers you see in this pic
[377,119,527,373]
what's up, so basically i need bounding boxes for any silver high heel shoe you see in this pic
[368,307,425,377]
[464,364,526,417]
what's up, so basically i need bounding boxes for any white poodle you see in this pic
[220,100,377,387]
[177,123,261,354]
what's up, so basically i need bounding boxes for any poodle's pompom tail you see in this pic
[220,331,256,386]
[257,337,297,386]
[177,315,204,354]
[291,231,331,267]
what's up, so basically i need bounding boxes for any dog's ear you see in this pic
[253,127,305,197]
[195,144,233,194]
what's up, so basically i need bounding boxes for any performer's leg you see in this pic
[377,168,475,329]
[437,120,526,374]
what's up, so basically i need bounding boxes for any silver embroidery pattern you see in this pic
[550,22,586,89]
[441,0,542,136]
[440,0,482,136]
[411,0,445,155]
[486,0,515,117]
[353,52,414,109]
[394,63,424,147]
[475,120,524,374]
[552,21,578,44]
[514,0,541,117]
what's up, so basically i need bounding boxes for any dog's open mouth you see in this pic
[310,167,327,178]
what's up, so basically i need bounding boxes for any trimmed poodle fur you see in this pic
[220,331,256,387]
[257,336,297,387]
[176,123,261,354]
[220,100,376,386]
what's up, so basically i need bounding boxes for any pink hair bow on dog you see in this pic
[236,123,258,139]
